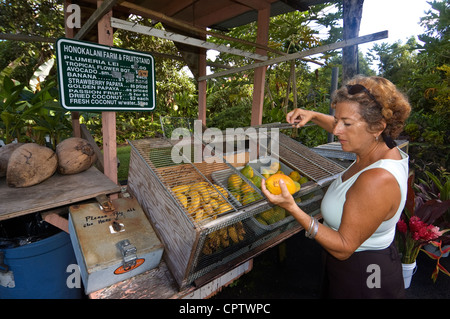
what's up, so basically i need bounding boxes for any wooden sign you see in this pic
[56,37,156,111]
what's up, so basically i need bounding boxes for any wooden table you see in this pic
[1,166,121,221]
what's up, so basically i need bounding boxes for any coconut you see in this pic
[0,143,24,177]
[7,143,58,187]
[56,137,97,175]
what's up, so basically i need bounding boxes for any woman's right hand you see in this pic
[286,108,314,128]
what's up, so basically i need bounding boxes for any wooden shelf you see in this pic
[0,166,121,221]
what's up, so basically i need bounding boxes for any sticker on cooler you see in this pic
[114,258,145,275]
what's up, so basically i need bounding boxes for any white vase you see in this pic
[402,261,417,289]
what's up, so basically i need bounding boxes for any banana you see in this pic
[212,184,228,199]
[219,227,230,248]
[235,221,246,240]
[209,231,221,250]
[188,190,201,211]
[228,225,239,243]
[202,240,213,255]
[172,184,190,194]
[202,201,215,217]
[175,192,188,208]
[216,202,233,214]
[191,182,212,203]
[209,198,219,211]
[194,208,206,222]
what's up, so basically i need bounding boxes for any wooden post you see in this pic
[198,44,207,125]
[342,0,364,83]
[97,1,118,185]
[327,67,339,143]
[64,0,81,138]
[251,6,270,126]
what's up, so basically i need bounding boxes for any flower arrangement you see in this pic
[396,171,450,281]
[396,215,443,264]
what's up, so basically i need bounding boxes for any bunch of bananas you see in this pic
[202,221,246,255]
[171,181,233,223]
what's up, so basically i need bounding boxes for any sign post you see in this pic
[56,37,156,112]
[56,36,156,185]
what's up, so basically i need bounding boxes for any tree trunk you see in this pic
[342,0,364,83]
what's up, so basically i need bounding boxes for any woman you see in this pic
[261,75,411,298]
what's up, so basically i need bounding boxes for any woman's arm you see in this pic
[286,108,335,133]
[261,168,400,260]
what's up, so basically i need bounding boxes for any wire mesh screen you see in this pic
[259,131,345,185]
[128,138,266,226]
[128,125,337,286]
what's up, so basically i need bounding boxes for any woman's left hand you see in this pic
[261,178,297,212]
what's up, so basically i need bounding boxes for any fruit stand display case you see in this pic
[127,127,344,290]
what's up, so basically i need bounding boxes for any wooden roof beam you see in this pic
[120,1,285,56]
[199,30,388,80]
[111,17,268,61]
[193,2,252,27]
[231,0,272,10]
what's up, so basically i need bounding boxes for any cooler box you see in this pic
[68,196,164,294]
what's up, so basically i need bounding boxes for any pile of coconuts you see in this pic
[0,137,97,188]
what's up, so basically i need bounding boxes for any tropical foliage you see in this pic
[0,1,448,165]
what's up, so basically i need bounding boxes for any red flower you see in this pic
[397,218,408,233]
[408,216,442,241]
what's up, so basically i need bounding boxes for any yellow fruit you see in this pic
[241,165,254,179]
[175,193,188,208]
[294,181,301,193]
[256,217,268,225]
[202,201,215,216]
[251,175,262,189]
[275,170,284,175]
[228,225,239,243]
[216,202,233,214]
[194,209,206,222]
[299,176,309,184]
[288,171,301,182]
[188,190,201,210]
[259,206,286,224]
[261,168,272,179]
[231,191,241,202]
[240,183,254,194]
[219,228,230,247]
[190,182,209,199]
[172,184,190,194]
[228,174,243,191]
[265,174,297,195]
[270,161,280,172]
[212,184,228,199]
[241,192,258,205]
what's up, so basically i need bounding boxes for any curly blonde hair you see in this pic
[331,75,411,139]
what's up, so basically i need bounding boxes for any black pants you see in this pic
[322,241,405,299]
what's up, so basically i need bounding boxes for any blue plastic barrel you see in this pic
[0,231,83,299]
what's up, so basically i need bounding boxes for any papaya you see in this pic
[241,165,253,179]
[265,173,297,195]
[227,173,242,191]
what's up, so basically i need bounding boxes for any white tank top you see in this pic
[320,148,409,252]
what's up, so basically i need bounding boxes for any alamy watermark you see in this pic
[66,4,81,29]
[366,264,381,289]
[170,120,280,167]
[66,264,81,289]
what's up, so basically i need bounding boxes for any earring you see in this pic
[375,136,379,141]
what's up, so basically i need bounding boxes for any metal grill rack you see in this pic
[126,122,345,289]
